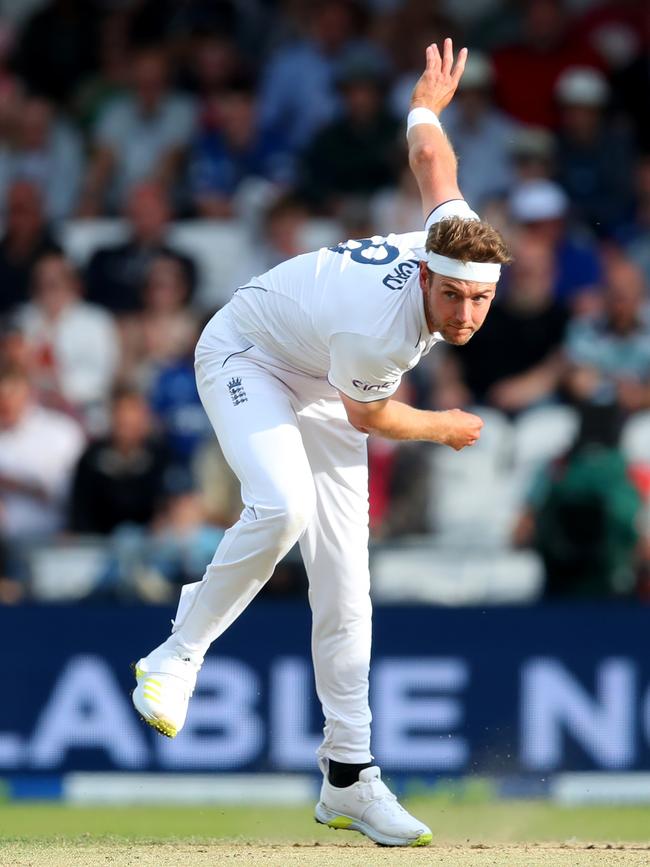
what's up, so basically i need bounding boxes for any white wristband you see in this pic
[407,107,442,135]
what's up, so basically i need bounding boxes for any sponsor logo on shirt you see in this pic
[352,379,397,392]
[227,377,248,406]
[382,259,419,290]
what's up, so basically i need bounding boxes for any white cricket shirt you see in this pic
[226,200,478,401]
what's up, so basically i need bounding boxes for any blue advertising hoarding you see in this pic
[1,603,649,778]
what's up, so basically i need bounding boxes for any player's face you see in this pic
[419,264,497,345]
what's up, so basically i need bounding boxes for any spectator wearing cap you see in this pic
[510,126,556,184]
[0,181,61,315]
[509,179,602,304]
[299,48,399,212]
[17,252,119,423]
[80,46,196,215]
[85,182,196,316]
[441,52,519,211]
[188,77,295,219]
[564,257,650,414]
[259,0,379,152]
[0,363,84,540]
[0,95,84,221]
[492,0,602,129]
[555,67,635,235]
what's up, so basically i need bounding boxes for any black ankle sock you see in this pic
[328,759,373,788]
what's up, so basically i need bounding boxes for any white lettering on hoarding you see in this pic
[29,655,148,768]
[156,659,263,768]
[373,658,469,770]
[520,658,635,771]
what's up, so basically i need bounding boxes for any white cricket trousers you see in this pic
[169,305,373,764]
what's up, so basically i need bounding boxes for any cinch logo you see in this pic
[352,379,397,392]
[382,259,419,290]
[227,377,248,406]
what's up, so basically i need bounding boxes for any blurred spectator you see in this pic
[105,485,224,602]
[180,29,242,98]
[443,236,568,415]
[385,6,452,117]
[575,0,646,72]
[0,362,84,539]
[80,46,196,215]
[521,404,641,596]
[259,0,376,152]
[0,181,61,314]
[509,126,555,184]
[554,67,635,235]
[508,179,602,303]
[12,0,98,104]
[69,385,170,535]
[85,182,196,315]
[564,257,650,413]
[189,76,294,218]
[17,252,119,420]
[246,194,311,274]
[613,6,650,152]
[192,440,242,529]
[120,254,198,387]
[150,352,212,470]
[367,379,430,538]
[300,49,399,212]
[372,163,423,235]
[442,52,518,210]
[0,95,84,220]
[492,0,602,128]
[0,532,22,604]
[72,10,130,132]
[620,156,650,285]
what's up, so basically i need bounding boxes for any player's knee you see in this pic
[274,486,316,546]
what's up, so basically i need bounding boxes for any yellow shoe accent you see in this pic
[409,833,432,847]
[328,816,354,830]
[142,715,177,738]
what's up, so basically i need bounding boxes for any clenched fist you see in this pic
[438,408,484,451]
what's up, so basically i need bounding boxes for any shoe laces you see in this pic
[359,778,397,804]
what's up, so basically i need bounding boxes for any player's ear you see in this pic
[418,260,430,291]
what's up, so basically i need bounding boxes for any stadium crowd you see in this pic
[0,0,649,604]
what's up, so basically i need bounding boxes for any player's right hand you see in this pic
[439,408,483,451]
[410,38,467,116]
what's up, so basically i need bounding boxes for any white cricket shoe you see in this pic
[315,766,432,847]
[132,643,202,738]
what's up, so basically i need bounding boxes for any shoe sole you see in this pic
[314,802,432,847]
[131,663,178,739]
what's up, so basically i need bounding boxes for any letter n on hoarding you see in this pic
[520,658,635,771]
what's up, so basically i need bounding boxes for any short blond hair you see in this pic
[426,217,512,265]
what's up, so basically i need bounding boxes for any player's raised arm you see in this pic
[407,38,468,220]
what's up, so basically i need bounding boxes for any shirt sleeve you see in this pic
[328,332,403,402]
[424,199,480,233]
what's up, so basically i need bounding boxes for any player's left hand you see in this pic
[410,38,468,116]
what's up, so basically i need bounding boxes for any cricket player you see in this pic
[132,40,511,847]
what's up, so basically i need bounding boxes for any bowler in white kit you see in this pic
[132,40,511,847]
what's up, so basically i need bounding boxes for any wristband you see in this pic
[407,107,442,135]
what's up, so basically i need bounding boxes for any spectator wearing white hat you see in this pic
[555,66,636,235]
[441,52,519,210]
[509,178,602,305]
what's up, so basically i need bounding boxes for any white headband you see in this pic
[427,252,501,283]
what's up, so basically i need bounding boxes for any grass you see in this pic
[0,799,649,844]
